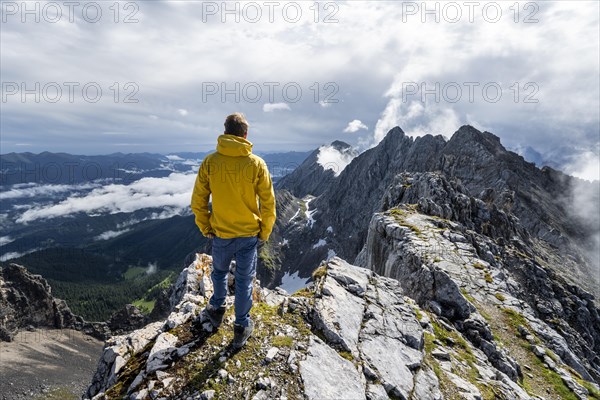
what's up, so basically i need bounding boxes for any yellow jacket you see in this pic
[191,134,276,241]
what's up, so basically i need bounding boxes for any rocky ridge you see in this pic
[85,249,599,399]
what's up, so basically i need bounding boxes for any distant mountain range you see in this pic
[0,150,311,185]
[0,149,310,320]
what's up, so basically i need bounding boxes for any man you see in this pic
[191,112,276,349]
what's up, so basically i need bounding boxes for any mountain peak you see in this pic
[448,125,506,155]
[385,126,406,139]
[329,140,352,151]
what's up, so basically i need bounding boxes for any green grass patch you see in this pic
[291,287,313,298]
[399,222,423,236]
[494,293,506,302]
[312,265,327,280]
[413,306,424,321]
[579,379,600,399]
[388,208,407,218]
[520,343,579,400]
[426,316,498,399]
[423,328,463,399]
[501,308,529,329]
[484,272,493,283]
[132,298,156,314]
[472,262,486,270]
[179,301,309,399]
[460,288,476,304]
[387,208,424,237]
[272,335,294,348]
[492,307,580,399]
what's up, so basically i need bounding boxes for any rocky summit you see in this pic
[84,248,598,399]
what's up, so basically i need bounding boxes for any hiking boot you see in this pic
[204,304,227,328]
[232,319,254,349]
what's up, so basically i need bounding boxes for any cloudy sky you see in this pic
[1,1,599,179]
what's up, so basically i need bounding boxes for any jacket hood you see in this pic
[216,134,253,157]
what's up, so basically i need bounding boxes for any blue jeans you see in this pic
[209,235,258,327]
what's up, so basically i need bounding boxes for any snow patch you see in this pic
[312,239,327,249]
[289,208,300,223]
[326,249,337,261]
[305,198,317,228]
[279,271,309,294]
[326,226,333,233]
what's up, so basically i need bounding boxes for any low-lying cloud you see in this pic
[316,145,358,177]
[95,229,131,241]
[17,172,197,223]
[0,182,102,201]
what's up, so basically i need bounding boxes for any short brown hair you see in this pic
[224,113,249,137]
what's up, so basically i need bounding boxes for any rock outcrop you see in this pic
[85,252,599,399]
[0,263,109,341]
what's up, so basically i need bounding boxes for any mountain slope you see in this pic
[275,125,599,298]
[84,250,599,400]
[0,263,110,341]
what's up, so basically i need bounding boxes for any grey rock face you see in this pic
[299,336,367,400]
[276,125,598,301]
[359,201,600,383]
[86,253,595,399]
[0,263,109,342]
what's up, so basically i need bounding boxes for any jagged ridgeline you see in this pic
[81,125,599,399]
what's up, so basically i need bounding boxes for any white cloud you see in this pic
[263,103,291,112]
[316,145,358,177]
[178,109,189,116]
[17,172,197,223]
[165,154,184,161]
[146,262,158,275]
[0,236,14,246]
[343,120,368,133]
[0,182,102,201]
[563,150,600,182]
[0,1,597,160]
[95,229,131,241]
[0,248,41,262]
